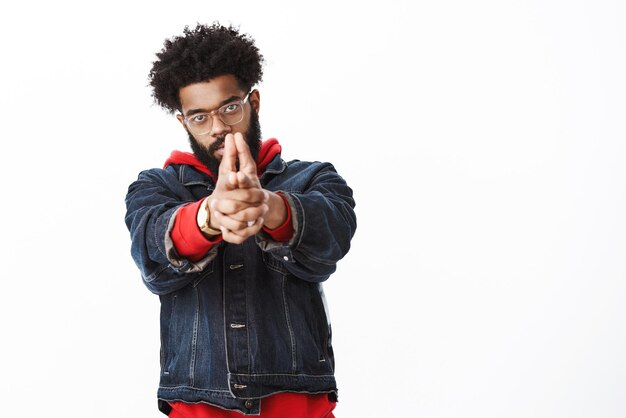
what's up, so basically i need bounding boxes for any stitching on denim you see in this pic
[222,257,232,383]
[294,247,337,266]
[183,180,210,187]
[261,251,288,275]
[158,385,231,393]
[144,264,168,283]
[318,284,333,371]
[155,209,167,258]
[193,260,214,287]
[163,207,182,263]
[228,372,335,378]
[245,274,252,374]
[174,163,213,188]
[160,325,166,372]
[189,287,199,386]
[163,294,177,375]
[282,276,297,371]
[262,159,287,175]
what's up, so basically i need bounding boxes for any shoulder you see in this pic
[135,164,211,186]
[284,159,338,175]
[134,165,180,184]
[270,159,348,191]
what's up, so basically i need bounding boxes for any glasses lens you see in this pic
[186,114,211,135]
[220,103,244,125]
[185,100,245,136]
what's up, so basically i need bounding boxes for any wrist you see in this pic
[197,197,222,236]
[263,191,289,230]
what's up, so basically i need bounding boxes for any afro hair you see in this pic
[149,22,264,114]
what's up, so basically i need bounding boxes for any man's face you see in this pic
[176,74,262,174]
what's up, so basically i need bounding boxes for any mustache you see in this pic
[208,135,226,154]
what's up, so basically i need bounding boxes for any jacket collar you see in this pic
[168,153,287,188]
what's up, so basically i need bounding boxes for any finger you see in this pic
[220,204,268,222]
[213,205,267,229]
[212,210,248,232]
[228,171,239,188]
[213,169,237,192]
[212,192,267,213]
[218,134,237,176]
[234,132,258,176]
[235,171,262,190]
[220,218,265,244]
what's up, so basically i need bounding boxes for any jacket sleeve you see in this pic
[256,162,357,282]
[124,168,218,295]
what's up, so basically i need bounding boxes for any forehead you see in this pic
[178,74,244,112]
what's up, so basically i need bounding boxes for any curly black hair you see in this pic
[149,22,264,114]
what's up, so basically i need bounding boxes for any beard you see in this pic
[188,109,262,176]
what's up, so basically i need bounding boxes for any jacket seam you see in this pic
[229,373,335,378]
[144,264,169,283]
[281,276,297,371]
[189,287,199,386]
[158,385,232,393]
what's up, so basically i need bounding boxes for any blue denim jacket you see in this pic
[125,153,356,415]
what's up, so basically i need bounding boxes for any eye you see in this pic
[189,114,208,124]
[221,103,240,114]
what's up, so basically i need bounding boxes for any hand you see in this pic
[210,133,268,244]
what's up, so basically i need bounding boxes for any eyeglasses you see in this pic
[181,91,252,136]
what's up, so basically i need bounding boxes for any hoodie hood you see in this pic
[163,138,282,181]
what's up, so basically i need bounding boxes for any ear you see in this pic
[249,89,260,114]
[176,113,188,131]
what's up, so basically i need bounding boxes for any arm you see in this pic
[208,133,357,281]
[257,163,357,283]
[124,168,218,295]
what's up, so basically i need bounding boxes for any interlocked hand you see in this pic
[208,133,269,244]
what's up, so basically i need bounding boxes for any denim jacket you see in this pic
[125,153,357,415]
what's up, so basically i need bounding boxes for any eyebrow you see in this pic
[184,95,242,117]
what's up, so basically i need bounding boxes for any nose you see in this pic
[210,113,231,137]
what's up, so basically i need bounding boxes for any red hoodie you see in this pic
[166,138,293,261]
[168,392,335,418]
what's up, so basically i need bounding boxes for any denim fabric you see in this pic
[125,154,356,415]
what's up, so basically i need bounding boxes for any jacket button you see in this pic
[244,399,254,409]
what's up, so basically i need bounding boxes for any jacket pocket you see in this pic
[283,276,335,374]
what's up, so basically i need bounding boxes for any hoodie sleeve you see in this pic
[171,200,222,261]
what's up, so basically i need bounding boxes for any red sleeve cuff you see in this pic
[171,200,222,262]
[262,192,294,242]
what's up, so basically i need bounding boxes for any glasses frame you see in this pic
[181,91,253,136]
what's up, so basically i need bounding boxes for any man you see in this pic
[124,23,357,417]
